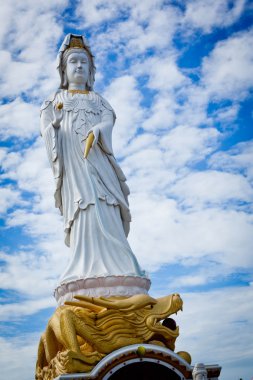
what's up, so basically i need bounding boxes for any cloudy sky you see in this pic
[0,1,252,379]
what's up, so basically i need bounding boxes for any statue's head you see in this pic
[57,34,96,90]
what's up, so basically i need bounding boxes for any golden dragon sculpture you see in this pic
[36,293,183,380]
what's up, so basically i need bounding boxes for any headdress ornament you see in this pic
[67,36,85,49]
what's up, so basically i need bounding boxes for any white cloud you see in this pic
[134,55,187,92]
[175,85,210,127]
[212,103,240,128]
[7,209,62,237]
[0,98,39,139]
[145,29,253,133]
[127,6,181,53]
[0,139,56,213]
[6,139,53,193]
[0,187,22,214]
[0,140,69,299]
[78,0,180,34]
[81,0,181,76]
[120,134,180,198]
[141,94,179,131]
[0,0,65,100]
[209,140,253,182]
[123,144,176,195]
[77,0,121,26]
[201,29,253,100]
[0,50,41,97]
[172,274,207,287]
[184,0,246,33]
[159,125,220,167]
[0,335,39,380]
[0,148,22,171]
[103,75,144,155]
[0,240,68,298]
[129,193,253,271]
[171,170,253,206]
[120,125,220,202]
[0,297,55,321]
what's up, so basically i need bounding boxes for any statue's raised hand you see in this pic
[52,103,64,128]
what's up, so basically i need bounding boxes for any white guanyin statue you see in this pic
[40,34,150,304]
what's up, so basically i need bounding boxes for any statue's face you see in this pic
[65,51,89,87]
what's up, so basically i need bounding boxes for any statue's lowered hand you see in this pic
[52,103,64,128]
[84,132,95,158]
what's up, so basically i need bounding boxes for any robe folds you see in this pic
[40,90,146,285]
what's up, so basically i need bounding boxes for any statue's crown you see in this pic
[68,37,85,49]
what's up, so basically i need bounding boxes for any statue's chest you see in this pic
[72,109,101,137]
[61,97,102,157]
[64,97,102,132]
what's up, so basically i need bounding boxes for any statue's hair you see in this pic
[59,46,96,91]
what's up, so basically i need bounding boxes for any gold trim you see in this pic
[68,89,90,95]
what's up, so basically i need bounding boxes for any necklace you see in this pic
[68,89,90,95]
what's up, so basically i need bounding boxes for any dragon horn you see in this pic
[65,300,105,313]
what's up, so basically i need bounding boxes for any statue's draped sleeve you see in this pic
[90,95,115,154]
[40,93,63,212]
[91,94,130,210]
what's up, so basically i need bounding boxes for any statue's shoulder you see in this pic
[93,92,116,118]
[40,90,62,113]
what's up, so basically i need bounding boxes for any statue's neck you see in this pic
[68,84,87,91]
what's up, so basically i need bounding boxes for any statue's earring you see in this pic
[62,71,68,88]
[86,70,92,91]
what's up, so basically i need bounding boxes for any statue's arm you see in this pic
[87,96,116,156]
[92,111,114,154]
[40,102,60,169]
[84,107,115,159]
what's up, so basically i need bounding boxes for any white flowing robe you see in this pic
[40,90,146,285]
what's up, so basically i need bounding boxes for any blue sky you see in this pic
[0,1,253,379]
